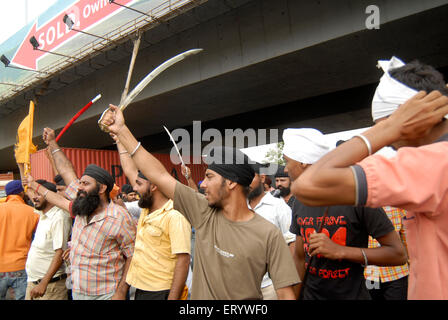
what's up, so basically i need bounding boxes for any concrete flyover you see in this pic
[1,0,448,172]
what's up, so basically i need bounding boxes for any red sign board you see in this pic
[11,0,134,70]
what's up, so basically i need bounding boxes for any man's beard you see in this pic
[34,198,48,211]
[278,186,291,197]
[207,179,228,209]
[248,182,264,201]
[72,185,101,217]
[138,190,153,209]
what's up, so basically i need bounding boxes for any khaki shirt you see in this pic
[173,182,300,300]
[126,199,191,291]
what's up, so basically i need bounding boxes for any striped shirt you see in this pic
[65,180,136,295]
[364,206,409,282]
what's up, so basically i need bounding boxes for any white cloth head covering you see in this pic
[282,128,330,164]
[371,56,418,121]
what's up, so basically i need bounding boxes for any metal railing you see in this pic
[0,0,206,106]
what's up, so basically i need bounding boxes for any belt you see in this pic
[33,273,67,285]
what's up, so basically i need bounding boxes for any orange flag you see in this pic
[14,101,37,177]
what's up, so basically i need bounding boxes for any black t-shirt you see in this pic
[290,199,394,300]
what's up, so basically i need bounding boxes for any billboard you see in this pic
[0,0,202,103]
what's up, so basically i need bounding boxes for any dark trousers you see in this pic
[368,276,408,300]
[135,288,170,300]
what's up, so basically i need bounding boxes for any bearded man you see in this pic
[114,138,191,300]
[26,128,136,300]
[99,104,300,299]
[273,165,295,208]
[248,163,296,299]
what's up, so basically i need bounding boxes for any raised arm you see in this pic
[42,128,78,186]
[44,146,59,177]
[26,174,71,212]
[100,105,177,200]
[113,136,139,189]
[293,91,448,207]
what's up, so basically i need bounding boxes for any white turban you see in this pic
[282,128,330,164]
[371,56,418,121]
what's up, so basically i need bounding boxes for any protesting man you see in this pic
[121,184,138,202]
[115,138,191,300]
[283,128,407,299]
[26,127,136,300]
[25,180,72,300]
[53,175,68,198]
[292,57,448,299]
[0,181,39,300]
[120,183,142,222]
[273,165,295,208]
[248,163,296,299]
[100,105,300,300]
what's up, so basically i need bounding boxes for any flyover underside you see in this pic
[1,2,448,171]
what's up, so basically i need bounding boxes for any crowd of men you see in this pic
[1,57,448,300]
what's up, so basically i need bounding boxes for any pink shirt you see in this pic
[354,137,448,300]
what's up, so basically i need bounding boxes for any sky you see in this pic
[0,0,57,45]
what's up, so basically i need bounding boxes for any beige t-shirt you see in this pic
[174,182,300,300]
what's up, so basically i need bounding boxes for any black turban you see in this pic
[36,179,57,193]
[121,184,133,194]
[205,146,255,187]
[82,164,114,193]
[274,165,289,178]
[137,171,148,181]
[54,174,66,186]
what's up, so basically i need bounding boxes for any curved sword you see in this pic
[163,125,185,167]
[98,48,203,131]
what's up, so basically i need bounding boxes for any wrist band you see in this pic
[130,142,141,157]
[354,134,372,156]
[360,248,369,267]
[51,148,61,155]
[43,190,49,199]
[119,151,128,155]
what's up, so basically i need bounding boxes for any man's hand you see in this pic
[308,232,344,260]
[181,165,191,180]
[99,104,126,135]
[386,90,448,142]
[42,128,56,146]
[30,282,48,299]
[62,248,70,261]
[111,290,127,300]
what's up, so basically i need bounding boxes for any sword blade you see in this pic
[98,48,203,131]
[119,48,203,110]
[163,125,185,167]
